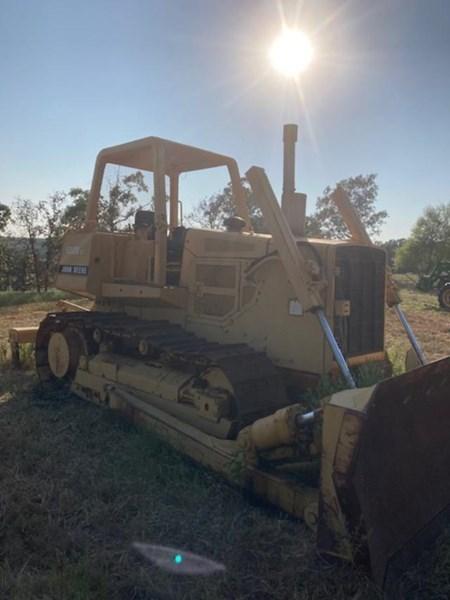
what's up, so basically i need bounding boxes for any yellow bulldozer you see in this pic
[34,124,450,595]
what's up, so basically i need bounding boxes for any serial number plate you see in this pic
[59,265,88,275]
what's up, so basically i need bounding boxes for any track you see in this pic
[36,311,288,433]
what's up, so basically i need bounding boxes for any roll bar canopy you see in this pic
[84,136,252,285]
[85,136,251,232]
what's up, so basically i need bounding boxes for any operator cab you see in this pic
[57,137,252,300]
[86,137,251,288]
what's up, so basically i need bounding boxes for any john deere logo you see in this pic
[59,265,88,275]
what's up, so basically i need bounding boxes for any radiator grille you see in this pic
[334,246,385,358]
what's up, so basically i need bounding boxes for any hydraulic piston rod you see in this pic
[394,304,426,366]
[315,308,357,389]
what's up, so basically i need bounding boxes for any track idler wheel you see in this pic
[36,318,91,385]
[47,329,82,379]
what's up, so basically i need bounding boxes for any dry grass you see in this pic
[0,289,70,308]
[385,274,450,367]
[0,283,449,599]
[0,373,380,600]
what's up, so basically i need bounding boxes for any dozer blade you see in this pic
[353,357,450,592]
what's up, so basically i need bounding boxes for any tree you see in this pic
[396,204,450,273]
[0,238,31,291]
[378,238,406,269]
[187,178,266,232]
[189,174,387,240]
[62,171,149,232]
[62,188,89,229]
[14,198,43,292]
[99,171,149,232]
[312,174,387,240]
[304,214,323,237]
[12,194,67,292]
[0,203,12,289]
[39,192,65,290]
[0,203,32,291]
[0,204,11,231]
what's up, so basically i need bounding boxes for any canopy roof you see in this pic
[96,136,237,175]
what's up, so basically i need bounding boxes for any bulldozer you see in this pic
[35,124,450,595]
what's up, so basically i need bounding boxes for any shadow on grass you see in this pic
[1,369,447,599]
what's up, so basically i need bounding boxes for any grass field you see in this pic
[384,274,449,368]
[0,289,70,308]
[0,281,449,599]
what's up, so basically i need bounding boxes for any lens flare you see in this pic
[269,28,314,77]
[132,543,226,575]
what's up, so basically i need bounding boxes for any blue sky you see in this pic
[1,0,450,240]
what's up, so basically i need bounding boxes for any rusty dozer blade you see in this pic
[352,357,450,592]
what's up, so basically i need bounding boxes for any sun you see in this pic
[269,28,314,77]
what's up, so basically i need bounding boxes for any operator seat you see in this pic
[224,215,246,233]
[134,210,155,240]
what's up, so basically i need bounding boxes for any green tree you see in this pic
[12,194,67,292]
[187,178,266,232]
[396,204,450,273]
[0,204,11,231]
[0,239,31,291]
[304,214,323,237]
[39,192,66,290]
[378,238,406,269]
[13,198,43,292]
[62,171,149,232]
[0,203,12,289]
[100,171,148,232]
[190,174,387,240]
[61,188,89,229]
[312,174,387,240]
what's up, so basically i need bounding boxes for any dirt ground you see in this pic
[0,298,92,346]
[0,302,54,343]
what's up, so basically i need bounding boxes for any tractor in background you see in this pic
[417,260,450,310]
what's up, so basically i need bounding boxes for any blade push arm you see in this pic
[246,166,322,312]
[246,166,357,388]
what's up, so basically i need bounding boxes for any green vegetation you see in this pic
[386,342,407,376]
[396,203,450,274]
[307,174,387,240]
[0,289,68,308]
[189,173,388,241]
[301,362,389,410]
[0,342,34,370]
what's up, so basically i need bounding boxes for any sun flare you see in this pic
[269,28,314,77]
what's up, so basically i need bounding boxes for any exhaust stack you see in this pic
[281,124,306,237]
